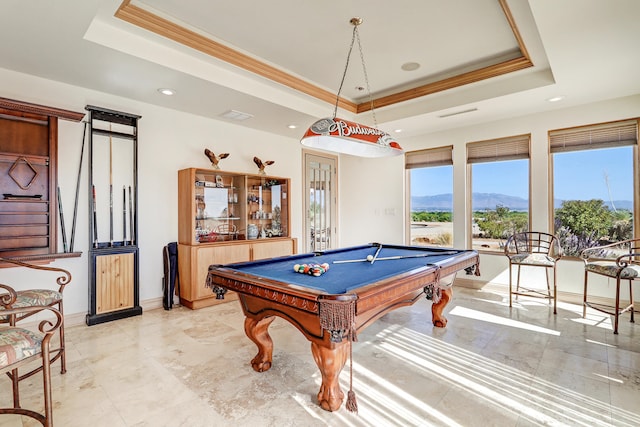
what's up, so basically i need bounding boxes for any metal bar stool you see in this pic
[0,284,63,427]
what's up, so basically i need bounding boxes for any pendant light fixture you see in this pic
[300,18,403,157]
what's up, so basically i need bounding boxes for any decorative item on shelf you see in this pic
[195,195,206,219]
[253,156,274,175]
[299,17,403,158]
[204,149,229,170]
[247,223,259,240]
[265,226,282,238]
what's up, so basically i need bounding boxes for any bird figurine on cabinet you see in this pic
[204,149,229,170]
[253,156,274,175]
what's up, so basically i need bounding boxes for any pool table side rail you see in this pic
[208,268,325,314]
[353,251,479,330]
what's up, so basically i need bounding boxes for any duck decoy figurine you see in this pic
[204,149,229,169]
[253,156,274,175]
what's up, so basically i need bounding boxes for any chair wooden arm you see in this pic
[1,284,64,332]
[503,234,517,257]
[0,284,17,307]
[580,238,640,262]
[0,305,63,336]
[614,252,640,268]
[0,258,72,293]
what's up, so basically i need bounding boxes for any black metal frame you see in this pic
[85,105,142,326]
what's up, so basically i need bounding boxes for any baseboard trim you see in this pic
[63,297,166,327]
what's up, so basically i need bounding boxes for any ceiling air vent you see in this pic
[220,110,253,121]
[438,108,478,118]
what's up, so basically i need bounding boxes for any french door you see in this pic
[303,151,337,252]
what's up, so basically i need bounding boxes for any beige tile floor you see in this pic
[1,286,639,427]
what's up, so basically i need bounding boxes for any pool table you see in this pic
[206,243,479,412]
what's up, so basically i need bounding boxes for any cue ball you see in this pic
[366,255,374,261]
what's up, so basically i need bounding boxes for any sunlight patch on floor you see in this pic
[449,306,561,335]
[586,339,616,348]
[352,364,463,426]
[593,373,624,383]
[571,313,613,331]
[366,325,640,426]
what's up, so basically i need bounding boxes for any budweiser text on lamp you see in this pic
[300,18,403,158]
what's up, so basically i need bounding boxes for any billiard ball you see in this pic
[366,255,374,262]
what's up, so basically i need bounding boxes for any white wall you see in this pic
[0,67,303,321]
[339,154,406,247]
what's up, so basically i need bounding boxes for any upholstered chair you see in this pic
[0,258,71,373]
[581,238,640,334]
[504,232,562,314]
[0,283,63,427]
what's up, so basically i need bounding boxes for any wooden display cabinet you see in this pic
[178,168,246,244]
[177,167,296,309]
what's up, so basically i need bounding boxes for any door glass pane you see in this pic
[305,153,336,252]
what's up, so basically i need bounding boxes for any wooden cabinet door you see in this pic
[251,239,295,260]
[194,244,250,300]
[95,252,135,314]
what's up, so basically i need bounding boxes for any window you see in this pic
[550,119,638,256]
[467,134,530,252]
[406,146,454,247]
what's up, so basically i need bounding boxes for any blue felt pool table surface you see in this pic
[221,243,473,294]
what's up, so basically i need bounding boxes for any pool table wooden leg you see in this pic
[310,341,348,412]
[244,316,275,372]
[431,287,453,328]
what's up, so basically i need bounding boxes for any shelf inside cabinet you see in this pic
[196,217,241,220]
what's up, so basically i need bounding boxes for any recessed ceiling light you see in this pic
[287,124,297,129]
[401,62,420,71]
[157,88,175,96]
[394,129,403,133]
[547,96,565,102]
[219,109,253,121]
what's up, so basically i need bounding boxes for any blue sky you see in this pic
[411,146,633,202]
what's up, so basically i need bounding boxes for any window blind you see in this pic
[405,145,453,169]
[549,119,638,153]
[467,134,530,164]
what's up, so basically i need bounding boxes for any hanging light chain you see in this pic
[332,22,358,119]
[354,24,377,128]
